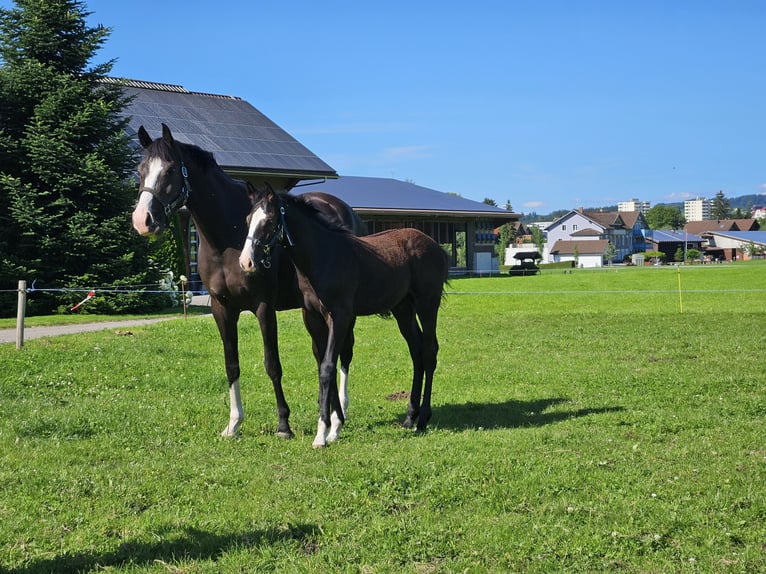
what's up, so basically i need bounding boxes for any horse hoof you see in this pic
[312,441,326,449]
[401,418,415,429]
[276,430,294,440]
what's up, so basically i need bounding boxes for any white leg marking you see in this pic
[327,410,343,443]
[313,417,328,448]
[221,379,244,437]
[339,365,349,419]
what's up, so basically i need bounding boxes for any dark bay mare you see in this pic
[131,124,366,439]
[239,186,449,447]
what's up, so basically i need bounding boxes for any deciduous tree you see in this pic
[645,204,685,230]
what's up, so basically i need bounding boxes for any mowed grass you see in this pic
[0,264,764,573]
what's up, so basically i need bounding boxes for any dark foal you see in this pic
[239,186,449,447]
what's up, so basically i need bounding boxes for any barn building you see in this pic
[118,79,518,283]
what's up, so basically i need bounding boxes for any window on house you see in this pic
[572,225,578,231]
[562,225,566,231]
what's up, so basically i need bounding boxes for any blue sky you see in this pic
[5,1,765,213]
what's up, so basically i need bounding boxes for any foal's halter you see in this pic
[138,161,193,221]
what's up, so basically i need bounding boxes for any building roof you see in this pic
[580,210,626,228]
[707,230,766,246]
[545,209,631,232]
[549,239,609,255]
[684,219,760,234]
[618,211,644,228]
[684,220,737,234]
[645,230,703,243]
[114,78,336,179]
[299,175,518,221]
[571,228,602,237]
[728,219,760,231]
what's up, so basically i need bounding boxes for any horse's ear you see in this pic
[161,123,174,145]
[138,126,152,148]
[245,181,258,202]
[264,182,276,202]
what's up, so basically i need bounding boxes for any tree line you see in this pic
[0,0,175,316]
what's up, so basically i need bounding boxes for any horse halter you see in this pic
[246,195,294,270]
[138,162,192,220]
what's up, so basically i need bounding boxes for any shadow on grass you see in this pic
[5,524,320,574]
[389,397,623,431]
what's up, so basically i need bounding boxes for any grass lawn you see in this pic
[1,264,764,572]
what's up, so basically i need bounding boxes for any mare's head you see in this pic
[239,183,282,274]
[132,123,190,237]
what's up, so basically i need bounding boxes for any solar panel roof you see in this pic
[116,79,336,178]
[645,230,703,243]
[298,176,517,218]
[710,230,766,244]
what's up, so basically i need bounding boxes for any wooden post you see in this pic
[16,280,26,350]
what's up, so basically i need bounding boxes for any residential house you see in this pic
[544,209,648,267]
[548,240,610,268]
[503,221,539,265]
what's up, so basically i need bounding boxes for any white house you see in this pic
[544,209,647,267]
[548,240,610,268]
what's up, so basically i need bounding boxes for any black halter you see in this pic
[246,195,294,269]
[139,163,192,220]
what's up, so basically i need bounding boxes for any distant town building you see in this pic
[752,205,766,220]
[684,197,711,222]
[618,199,650,213]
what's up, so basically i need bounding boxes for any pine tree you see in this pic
[0,0,168,315]
[710,190,731,221]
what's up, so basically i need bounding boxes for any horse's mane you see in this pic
[146,137,219,173]
[285,192,354,235]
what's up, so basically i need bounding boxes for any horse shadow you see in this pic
[388,396,623,431]
[4,524,320,574]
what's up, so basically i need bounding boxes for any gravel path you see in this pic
[0,317,177,344]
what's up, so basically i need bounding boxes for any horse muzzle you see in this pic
[239,252,256,273]
[131,206,164,236]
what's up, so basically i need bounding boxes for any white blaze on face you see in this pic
[239,206,268,272]
[131,157,166,235]
[144,157,164,190]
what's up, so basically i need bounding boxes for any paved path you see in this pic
[1,295,212,345]
[0,317,178,344]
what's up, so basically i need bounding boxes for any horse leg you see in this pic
[302,309,333,447]
[413,300,441,432]
[303,308,347,447]
[325,318,348,444]
[255,302,292,439]
[392,301,425,429]
[211,300,245,437]
[338,317,356,419]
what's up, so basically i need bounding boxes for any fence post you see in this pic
[16,279,26,350]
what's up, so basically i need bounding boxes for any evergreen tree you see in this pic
[0,0,167,315]
[710,190,731,220]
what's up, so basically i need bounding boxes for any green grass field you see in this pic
[1,264,764,573]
